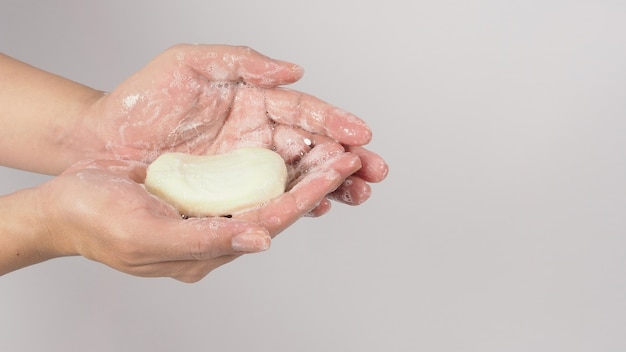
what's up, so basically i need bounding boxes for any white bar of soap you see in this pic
[145,148,288,217]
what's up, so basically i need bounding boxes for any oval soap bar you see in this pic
[145,148,288,217]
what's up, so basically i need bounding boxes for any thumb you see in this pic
[149,216,272,261]
[176,44,304,87]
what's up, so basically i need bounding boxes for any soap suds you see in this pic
[123,94,140,109]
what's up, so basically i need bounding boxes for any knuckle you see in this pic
[233,45,254,54]
[187,235,223,260]
[175,267,214,283]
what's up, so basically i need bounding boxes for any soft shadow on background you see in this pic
[1,1,626,351]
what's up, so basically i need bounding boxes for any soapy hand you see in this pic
[0,44,388,279]
[35,144,360,282]
[83,44,388,213]
[35,159,271,282]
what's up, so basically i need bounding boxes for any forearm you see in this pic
[0,187,63,276]
[0,53,104,175]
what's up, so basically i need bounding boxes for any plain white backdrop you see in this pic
[1,1,626,351]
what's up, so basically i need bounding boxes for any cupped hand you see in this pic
[83,44,388,212]
[37,159,272,282]
[36,144,362,282]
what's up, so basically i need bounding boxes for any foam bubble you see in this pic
[123,94,140,109]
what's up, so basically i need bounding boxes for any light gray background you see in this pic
[1,1,625,351]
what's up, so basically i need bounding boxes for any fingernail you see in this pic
[278,60,303,74]
[232,230,271,253]
[291,64,304,74]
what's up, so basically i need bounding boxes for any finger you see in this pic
[305,198,332,217]
[287,142,351,189]
[264,88,373,146]
[173,44,304,87]
[327,176,372,206]
[345,146,389,183]
[237,144,361,236]
[138,216,271,263]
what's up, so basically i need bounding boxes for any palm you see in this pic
[42,159,270,281]
[100,80,313,165]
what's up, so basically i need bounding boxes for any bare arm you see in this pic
[0,187,56,275]
[0,53,104,174]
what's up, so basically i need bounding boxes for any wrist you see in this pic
[0,187,73,275]
[61,89,108,167]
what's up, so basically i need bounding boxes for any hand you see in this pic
[35,143,361,282]
[36,159,271,282]
[83,44,388,214]
[235,142,363,233]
